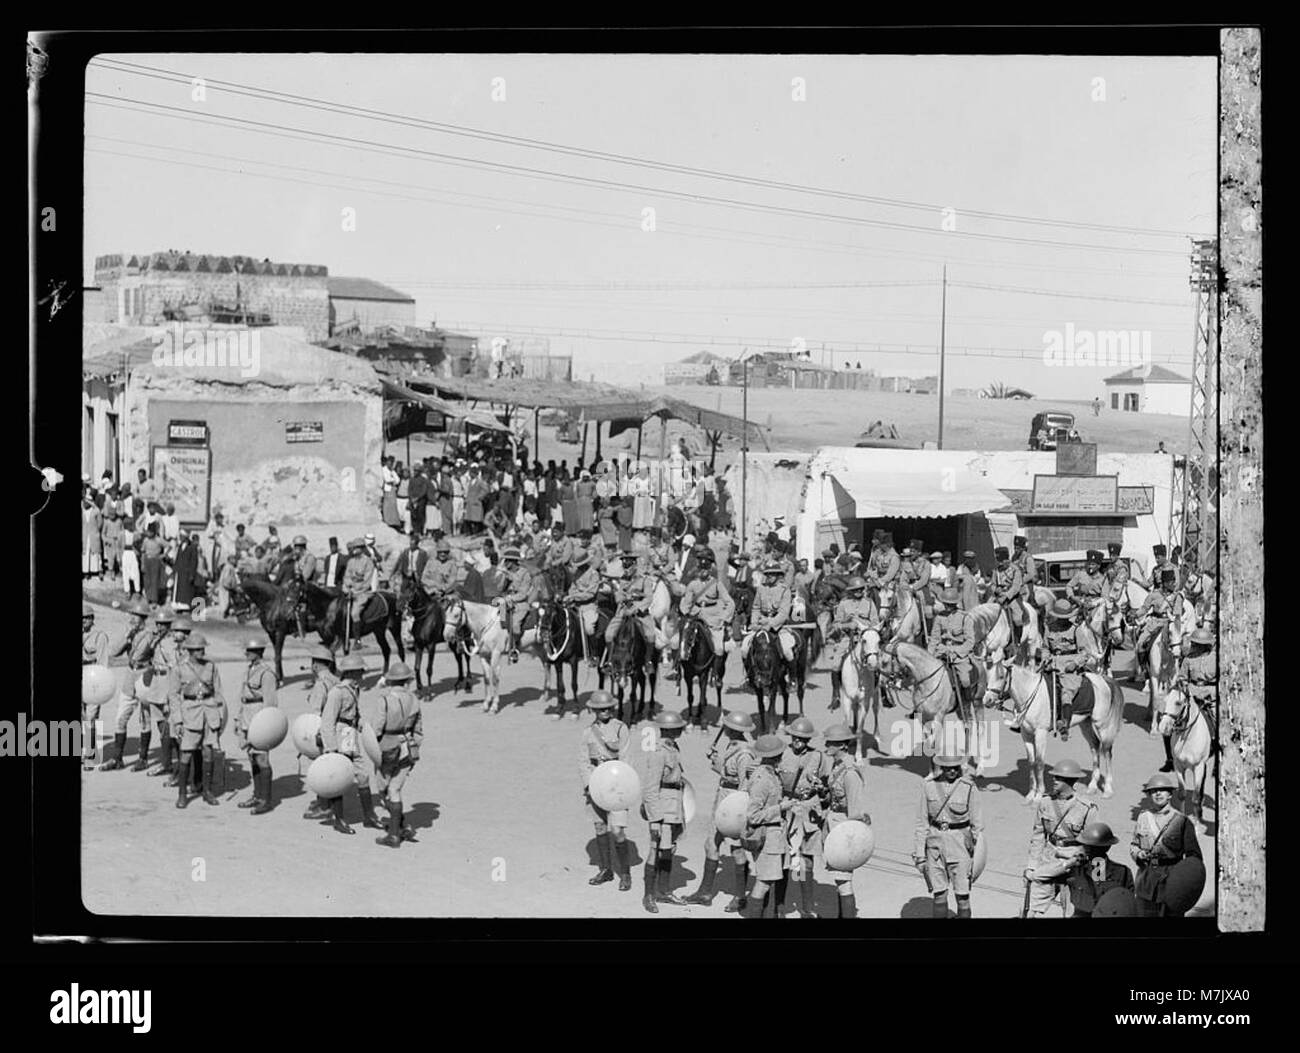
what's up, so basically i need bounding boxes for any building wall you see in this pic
[1106,379,1191,416]
[329,296,416,334]
[82,378,126,484]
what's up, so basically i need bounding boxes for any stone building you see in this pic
[327,277,417,334]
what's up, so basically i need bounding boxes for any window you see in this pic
[1111,393,1119,410]
[1125,392,1140,412]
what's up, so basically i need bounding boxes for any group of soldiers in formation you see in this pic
[82,520,1215,909]
[81,601,423,848]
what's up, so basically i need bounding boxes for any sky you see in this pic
[84,53,1216,397]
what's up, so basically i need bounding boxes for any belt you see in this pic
[720,779,739,789]
[930,819,970,830]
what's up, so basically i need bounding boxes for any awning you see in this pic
[380,377,511,433]
[825,467,1011,519]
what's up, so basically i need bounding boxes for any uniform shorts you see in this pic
[648,820,682,849]
[585,795,629,830]
[924,831,973,894]
[177,725,221,751]
[753,849,789,882]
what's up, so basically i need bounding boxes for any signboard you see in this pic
[167,419,208,446]
[285,420,324,444]
[1031,474,1118,514]
[150,445,212,527]
[424,409,447,432]
[1055,442,1097,477]
[1002,485,1152,517]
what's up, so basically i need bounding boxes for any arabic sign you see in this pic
[150,445,212,527]
[285,421,324,444]
[1002,485,1152,517]
[1031,474,1119,514]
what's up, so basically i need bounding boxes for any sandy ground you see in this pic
[82,598,1215,919]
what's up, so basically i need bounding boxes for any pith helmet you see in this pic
[1048,759,1087,781]
[338,654,366,674]
[587,690,616,711]
[654,710,686,730]
[1143,771,1179,793]
[723,710,754,733]
[385,662,414,682]
[754,734,785,759]
[1049,599,1075,620]
[788,716,815,740]
[1078,822,1119,847]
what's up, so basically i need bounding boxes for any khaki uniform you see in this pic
[236,659,278,758]
[1044,621,1092,712]
[320,679,368,792]
[604,569,657,646]
[956,564,982,611]
[112,623,157,734]
[565,565,603,635]
[169,657,227,751]
[643,735,686,848]
[82,627,109,666]
[991,564,1024,624]
[1180,651,1217,712]
[1012,549,1037,601]
[421,556,459,598]
[681,577,735,655]
[1135,589,1183,656]
[306,668,338,718]
[580,719,630,829]
[1132,803,1202,916]
[742,581,796,661]
[1025,794,1098,916]
[824,594,878,664]
[1066,857,1134,916]
[496,564,535,639]
[745,764,789,882]
[821,755,869,878]
[373,684,422,798]
[1066,568,1105,613]
[929,608,978,692]
[343,554,376,623]
[704,739,757,843]
[866,547,901,590]
[779,747,828,861]
[914,773,983,894]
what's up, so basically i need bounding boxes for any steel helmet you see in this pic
[1047,759,1087,781]
[585,690,616,711]
[823,723,855,744]
[1077,822,1119,847]
[307,643,336,664]
[1189,628,1214,646]
[939,587,960,605]
[385,662,414,682]
[722,710,755,733]
[154,609,175,624]
[845,577,866,593]
[754,734,785,759]
[293,535,308,547]
[338,654,366,674]
[244,637,268,652]
[935,754,965,769]
[653,710,686,730]
[788,716,816,740]
[1142,771,1179,793]
[127,599,151,617]
[172,616,194,632]
[182,633,208,650]
[1049,599,1075,620]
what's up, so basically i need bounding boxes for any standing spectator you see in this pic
[135,467,158,505]
[575,468,597,533]
[497,459,517,524]
[322,537,347,587]
[407,463,430,538]
[205,511,232,577]
[452,460,467,535]
[216,554,240,617]
[264,524,282,564]
[436,460,454,537]
[140,522,166,605]
[233,523,254,559]
[1092,397,1102,416]
[395,465,411,534]
[120,519,141,597]
[172,531,201,608]
[381,455,402,531]
[159,502,181,559]
[102,505,123,580]
[1155,441,1168,455]
[82,493,104,581]
[464,463,488,536]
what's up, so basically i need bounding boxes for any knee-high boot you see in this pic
[614,841,632,891]
[1161,734,1175,772]
[956,895,972,918]
[800,874,818,918]
[252,764,274,814]
[642,861,659,914]
[837,891,858,919]
[725,861,749,912]
[685,857,720,905]
[174,752,191,808]
[358,786,384,829]
[933,892,949,918]
[201,750,219,805]
[101,731,128,770]
[131,730,151,771]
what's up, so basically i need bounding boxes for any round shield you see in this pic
[360,723,383,767]
[1093,887,1139,917]
[290,713,323,759]
[1162,856,1207,916]
[82,664,117,706]
[305,753,354,798]
[682,779,696,825]
[714,791,750,838]
[824,820,875,872]
[971,834,988,885]
[587,760,641,812]
[246,707,289,751]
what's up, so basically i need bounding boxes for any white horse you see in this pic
[442,597,510,715]
[1158,686,1214,827]
[879,641,990,775]
[838,627,881,762]
[1145,608,1187,735]
[999,645,1053,802]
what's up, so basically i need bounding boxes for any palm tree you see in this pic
[981,381,1009,399]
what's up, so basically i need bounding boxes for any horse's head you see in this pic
[1159,686,1188,737]
[746,628,780,686]
[857,627,882,671]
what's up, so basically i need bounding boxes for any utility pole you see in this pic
[1177,238,1219,573]
[741,351,749,551]
[937,263,948,449]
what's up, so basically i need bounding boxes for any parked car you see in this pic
[1033,549,1148,602]
[1028,411,1076,451]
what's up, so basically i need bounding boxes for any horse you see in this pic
[605,610,658,725]
[878,640,990,775]
[677,616,726,729]
[1158,686,1214,826]
[303,582,405,677]
[441,596,510,714]
[1144,615,1186,735]
[836,627,881,762]
[237,573,312,683]
[742,630,787,735]
[395,578,466,696]
[533,597,608,719]
[997,642,1054,801]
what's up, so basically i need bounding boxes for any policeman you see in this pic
[291,535,317,636]
[1033,599,1093,740]
[603,550,658,658]
[820,723,869,918]
[642,710,689,913]
[740,561,798,664]
[955,551,982,611]
[913,754,983,918]
[234,637,278,815]
[340,538,375,647]
[302,643,339,821]
[1131,771,1203,917]
[1134,568,1183,682]
[680,553,736,660]
[1133,543,1176,590]
[901,539,932,616]
[563,547,603,666]
[580,689,632,889]
[929,586,978,718]
[319,654,383,836]
[1066,550,1106,616]
[1066,822,1134,918]
[169,633,228,809]
[990,546,1025,645]
[1023,759,1097,918]
[81,603,109,770]
[1178,627,1217,714]
[421,538,459,601]
[729,552,755,631]
[1011,536,1037,601]
[145,608,180,780]
[372,661,422,849]
[1178,549,1207,619]
[497,547,535,662]
[826,577,878,711]
[685,710,758,910]
[779,716,828,918]
[865,530,902,601]
[743,734,793,918]
[100,598,154,771]
[169,616,204,796]
[1103,540,1129,596]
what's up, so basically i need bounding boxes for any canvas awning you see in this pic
[823,467,1010,519]
[380,377,511,432]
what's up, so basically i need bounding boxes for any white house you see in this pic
[1102,363,1191,416]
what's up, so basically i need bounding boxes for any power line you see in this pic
[89,57,1210,240]
[949,280,1190,307]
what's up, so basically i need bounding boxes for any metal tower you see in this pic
[1176,237,1218,574]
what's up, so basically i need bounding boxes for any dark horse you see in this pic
[743,628,815,733]
[604,611,659,725]
[396,578,472,695]
[677,617,726,729]
[303,582,405,677]
[533,596,609,719]
[237,573,319,683]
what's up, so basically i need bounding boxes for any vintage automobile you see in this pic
[1034,549,1149,602]
[1028,411,1076,451]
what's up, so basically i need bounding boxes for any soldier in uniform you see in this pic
[1022,759,1097,917]
[729,551,755,632]
[603,550,659,660]
[169,633,228,809]
[642,710,690,913]
[372,661,422,849]
[1066,822,1134,918]
[421,538,460,602]
[826,577,879,711]
[740,561,798,664]
[1178,627,1217,713]
[865,530,902,604]
[913,754,983,918]
[497,547,535,662]
[81,603,109,770]
[319,654,384,836]
[901,540,932,639]
[680,553,736,660]
[929,586,978,718]
[990,546,1025,644]
[1178,548,1208,621]
[685,710,757,910]
[1132,543,1176,591]
[290,534,318,632]
[819,723,869,918]
[955,551,983,611]
[341,538,375,648]
[1011,536,1037,596]
[169,618,205,796]
[1133,568,1183,682]
[144,608,179,780]
[742,734,793,918]
[563,547,603,666]
[99,598,154,771]
[1066,549,1106,618]
[1017,599,1092,739]
[302,643,338,821]
[778,717,828,918]
[579,689,632,889]
[1132,771,1203,916]
[234,637,278,815]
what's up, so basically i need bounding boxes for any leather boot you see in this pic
[252,766,274,814]
[642,861,659,914]
[101,732,128,770]
[303,796,330,821]
[615,841,632,891]
[685,857,720,905]
[933,892,949,919]
[655,851,685,905]
[174,754,191,808]
[151,730,175,779]
[238,759,263,808]
[724,861,749,913]
[376,803,402,848]
[191,750,205,794]
[589,834,614,885]
[201,752,220,805]
[772,877,790,919]
[956,896,972,919]
[799,878,818,918]
[358,787,384,829]
[130,731,152,771]
[331,797,354,835]
[838,893,857,919]
[1160,735,1175,773]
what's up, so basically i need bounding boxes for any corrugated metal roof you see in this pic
[327,277,416,303]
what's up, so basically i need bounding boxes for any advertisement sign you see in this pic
[167,419,208,446]
[150,445,212,527]
[1031,474,1119,514]
[285,420,324,444]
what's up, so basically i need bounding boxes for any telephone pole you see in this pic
[937,263,948,449]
